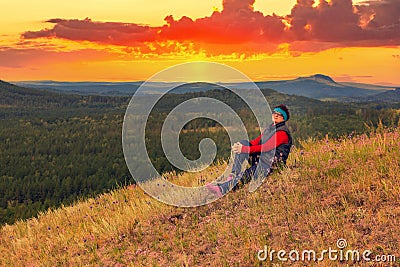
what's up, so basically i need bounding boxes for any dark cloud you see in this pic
[22,18,159,46]
[355,0,400,40]
[289,0,363,41]
[288,0,399,43]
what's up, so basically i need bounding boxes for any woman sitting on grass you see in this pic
[207,104,293,196]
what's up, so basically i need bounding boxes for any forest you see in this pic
[1,81,399,225]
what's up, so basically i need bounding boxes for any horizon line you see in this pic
[5,78,400,88]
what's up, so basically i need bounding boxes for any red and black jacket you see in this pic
[241,121,292,164]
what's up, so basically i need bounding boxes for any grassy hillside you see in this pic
[1,126,399,266]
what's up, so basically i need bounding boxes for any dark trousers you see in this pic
[219,140,272,194]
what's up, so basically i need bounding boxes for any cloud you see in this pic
[160,0,285,44]
[0,46,119,68]
[288,0,399,43]
[355,0,400,39]
[22,18,159,46]
[288,0,362,41]
[20,0,400,55]
[334,74,374,82]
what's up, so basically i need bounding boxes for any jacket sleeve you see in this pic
[249,133,262,146]
[241,131,289,154]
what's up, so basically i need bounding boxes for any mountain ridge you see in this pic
[10,74,396,101]
[295,74,337,84]
[255,74,393,100]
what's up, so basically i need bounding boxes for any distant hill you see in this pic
[365,88,400,103]
[13,75,395,101]
[13,81,225,96]
[255,74,392,100]
[0,80,71,108]
[0,80,128,109]
[2,79,362,121]
[14,80,143,96]
[0,80,59,98]
[340,82,395,91]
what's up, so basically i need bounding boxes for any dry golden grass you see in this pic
[1,127,399,266]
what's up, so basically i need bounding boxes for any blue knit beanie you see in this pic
[273,107,288,121]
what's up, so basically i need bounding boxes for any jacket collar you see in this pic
[271,121,286,128]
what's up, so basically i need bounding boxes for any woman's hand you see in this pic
[231,142,243,154]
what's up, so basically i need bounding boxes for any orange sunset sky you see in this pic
[0,0,399,85]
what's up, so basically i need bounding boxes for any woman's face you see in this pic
[272,111,285,124]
